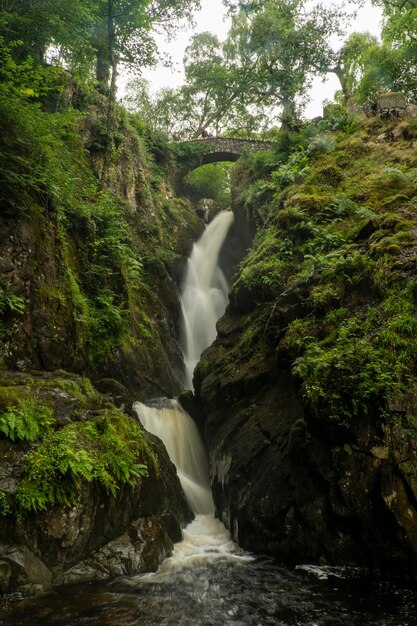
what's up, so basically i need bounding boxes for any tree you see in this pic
[90,0,201,93]
[344,0,417,102]
[126,27,275,138]
[0,0,93,65]
[238,0,357,108]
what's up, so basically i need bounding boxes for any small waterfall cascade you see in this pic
[180,210,234,389]
[132,398,251,579]
[132,398,214,515]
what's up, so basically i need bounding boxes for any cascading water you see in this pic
[132,211,246,575]
[132,398,214,515]
[180,211,234,389]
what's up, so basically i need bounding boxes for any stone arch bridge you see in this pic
[172,137,274,183]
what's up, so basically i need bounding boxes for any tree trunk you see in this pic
[96,47,110,85]
[92,21,111,86]
[100,0,118,184]
[280,98,297,131]
[108,0,117,106]
[333,66,350,104]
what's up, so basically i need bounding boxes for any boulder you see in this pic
[0,372,192,593]
[195,198,222,224]
[377,92,407,119]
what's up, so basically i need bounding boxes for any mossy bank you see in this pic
[0,80,201,593]
[195,106,417,575]
[0,371,192,593]
[0,84,203,398]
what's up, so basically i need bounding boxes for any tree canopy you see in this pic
[0,0,201,92]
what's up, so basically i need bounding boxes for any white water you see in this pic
[133,399,214,515]
[133,399,251,576]
[180,211,234,389]
[130,213,251,578]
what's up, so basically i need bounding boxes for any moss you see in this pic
[227,117,417,431]
[0,372,156,514]
[15,408,152,512]
[195,359,213,380]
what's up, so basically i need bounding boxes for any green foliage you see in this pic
[308,134,336,154]
[271,147,310,189]
[0,491,11,516]
[0,90,94,217]
[0,292,25,316]
[231,113,417,432]
[319,105,357,133]
[16,410,151,512]
[0,37,59,99]
[233,226,288,297]
[0,399,53,443]
[183,163,232,207]
[317,195,358,222]
[293,335,386,423]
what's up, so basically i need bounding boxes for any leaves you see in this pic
[0,399,54,444]
[15,410,151,512]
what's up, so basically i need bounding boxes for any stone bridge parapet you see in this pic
[172,137,274,183]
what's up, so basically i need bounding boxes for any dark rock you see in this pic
[178,389,205,440]
[195,198,222,223]
[0,560,11,593]
[354,219,378,241]
[0,371,193,593]
[196,300,417,575]
[93,378,135,412]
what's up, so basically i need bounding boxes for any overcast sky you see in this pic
[120,0,383,118]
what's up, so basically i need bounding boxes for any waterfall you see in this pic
[132,398,251,578]
[133,211,234,516]
[131,210,248,576]
[132,399,214,515]
[180,211,234,389]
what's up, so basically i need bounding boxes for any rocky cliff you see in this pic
[0,371,192,594]
[0,86,201,593]
[195,107,417,575]
[0,89,203,400]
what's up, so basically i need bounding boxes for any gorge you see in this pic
[4,187,417,625]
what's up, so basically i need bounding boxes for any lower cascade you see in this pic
[133,399,214,516]
[133,400,250,578]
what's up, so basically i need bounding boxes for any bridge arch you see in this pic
[172,137,274,184]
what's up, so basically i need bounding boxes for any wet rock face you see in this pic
[0,207,196,399]
[195,304,417,576]
[0,372,192,594]
[0,213,76,373]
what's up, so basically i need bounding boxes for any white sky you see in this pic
[119,0,383,119]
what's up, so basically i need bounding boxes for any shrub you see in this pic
[15,410,151,512]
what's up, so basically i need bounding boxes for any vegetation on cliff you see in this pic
[194,103,417,570]
[0,39,202,392]
[0,2,200,565]
[227,107,417,431]
[0,374,152,515]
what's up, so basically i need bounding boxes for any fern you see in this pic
[0,399,53,443]
[15,410,151,512]
[0,491,11,516]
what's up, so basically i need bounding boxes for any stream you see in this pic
[2,211,417,625]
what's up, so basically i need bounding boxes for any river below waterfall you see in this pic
[2,555,417,625]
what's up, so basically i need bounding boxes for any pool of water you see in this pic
[2,554,417,626]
